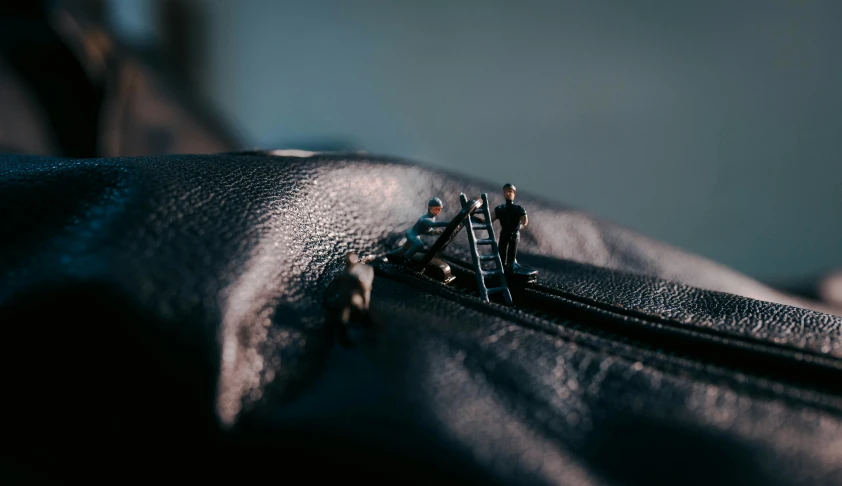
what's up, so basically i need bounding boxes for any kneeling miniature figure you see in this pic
[386,197,457,284]
[396,197,450,263]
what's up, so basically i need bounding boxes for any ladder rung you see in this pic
[479,254,497,261]
[487,287,507,294]
[471,224,488,230]
[481,270,502,277]
[476,238,494,245]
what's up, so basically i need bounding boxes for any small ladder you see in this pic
[460,193,513,305]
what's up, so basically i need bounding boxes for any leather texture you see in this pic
[2,151,842,485]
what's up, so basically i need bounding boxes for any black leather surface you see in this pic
[527,258,842,359]
[2,151,842,484]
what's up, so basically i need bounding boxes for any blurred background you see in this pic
[3,0,841,294]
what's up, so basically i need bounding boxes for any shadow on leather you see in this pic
[0,280,220,480]
[0,166,127,266]
[580,410,775,486]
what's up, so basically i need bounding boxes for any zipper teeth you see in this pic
[527,281,841,366]
[370,258,842,412]
[442,255,842,364]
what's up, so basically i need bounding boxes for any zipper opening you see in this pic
[369,256,842,411]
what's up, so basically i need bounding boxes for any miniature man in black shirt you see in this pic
[475,183,528,271]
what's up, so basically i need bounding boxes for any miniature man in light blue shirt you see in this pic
[402,197,450,262]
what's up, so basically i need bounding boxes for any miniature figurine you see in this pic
[474,183,528,271]
[399,197,450,263]
[323,251,375,346]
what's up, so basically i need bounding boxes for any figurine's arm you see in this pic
[419,217,447,235]
[519,214,528,229]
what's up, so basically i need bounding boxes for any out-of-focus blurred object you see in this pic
[184,0,842,287]
[0,0,239,158]
[819,269,842,308]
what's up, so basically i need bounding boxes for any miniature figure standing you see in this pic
[323,251,375,346]
[474,184,528,271]
[401,197,450,263]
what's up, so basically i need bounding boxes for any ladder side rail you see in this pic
[461,194,490,301]
[470,205,496,272]
[480,193,513,305]
[480,193,505,271]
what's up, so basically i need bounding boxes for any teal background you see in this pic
[104,0,842,285]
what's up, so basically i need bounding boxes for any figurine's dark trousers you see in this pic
[403,233,425,260]
[498,230,519,268]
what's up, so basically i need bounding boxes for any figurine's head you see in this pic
[344,251,360,266]
[503,183,516,202]
[428,197,443,216]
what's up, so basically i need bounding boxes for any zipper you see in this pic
[369,256,842,412]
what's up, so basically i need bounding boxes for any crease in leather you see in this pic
[376,257,842,414]
[3,151,842,484]
[360,277,842,485]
